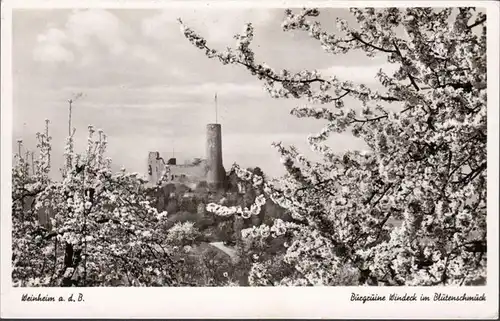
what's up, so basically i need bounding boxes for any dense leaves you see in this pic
[181,7,487,286]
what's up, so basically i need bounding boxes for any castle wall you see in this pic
[168,160,209,185]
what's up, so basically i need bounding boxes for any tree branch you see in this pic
[467,16,486,29]
[350,115,388,124]
[350,32,397,54]
[457,162,486,185]
[200,44,402,103]
[392,40,420,91]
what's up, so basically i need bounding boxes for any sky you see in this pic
[12,7,396,178]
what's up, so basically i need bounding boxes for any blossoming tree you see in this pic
[12,120,201,286]
[180,7,487,285]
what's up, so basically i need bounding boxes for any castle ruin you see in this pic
[147,123,226,188]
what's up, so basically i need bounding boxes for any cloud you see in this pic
[141,8,274,44]
[33,27,74,62]
[320,61,400,84]
[33,9,157,65]
[33,41,74,63]
[65,9,126,55]
[142,82,265,98]
[72,102,192,110]
[131,45,160,64]
[57,81,265,103]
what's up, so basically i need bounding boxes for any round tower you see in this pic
[206,123,225,187]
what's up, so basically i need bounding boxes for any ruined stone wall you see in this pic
[168,160,209,185]
[147,151,166,185]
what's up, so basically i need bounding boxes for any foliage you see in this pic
[169,243,238,286]
[181,7,487,286]
[12,121,200,287]
[165,222,202,246]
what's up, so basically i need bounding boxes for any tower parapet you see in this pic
[206,123,225,187]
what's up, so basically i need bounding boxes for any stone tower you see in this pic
[206,123,225,187]
[147,151,165,185]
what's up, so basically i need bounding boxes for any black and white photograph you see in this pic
[1,0,498,318]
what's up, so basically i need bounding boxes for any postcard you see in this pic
[1,0,498,318]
